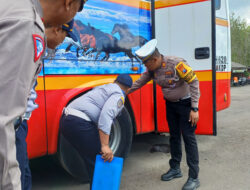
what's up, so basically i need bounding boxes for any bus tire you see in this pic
[57,107,133,181]
[109,107,134,158]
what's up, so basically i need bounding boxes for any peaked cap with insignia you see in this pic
[135,39,157,63]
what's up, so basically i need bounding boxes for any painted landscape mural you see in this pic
[43,0,151,75]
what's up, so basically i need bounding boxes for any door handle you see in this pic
[195,47,210,59]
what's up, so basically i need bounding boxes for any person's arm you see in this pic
[176,61,200,126]
[98,94,124,161]
[127,71,152,94]
[99,130,113,162]
[25,81,39,114]
[189,79,200,108]
[189,79,200,126]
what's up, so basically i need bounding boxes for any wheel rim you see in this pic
[109,119,122,154]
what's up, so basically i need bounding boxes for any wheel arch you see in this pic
[47,77,118,155]
[124,96,137,135]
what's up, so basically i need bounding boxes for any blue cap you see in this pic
[78,0,87,12]
[62,19,77,42]
[115,74,133,88]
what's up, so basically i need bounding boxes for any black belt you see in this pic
[166,95,191,103]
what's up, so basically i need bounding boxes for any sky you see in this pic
[228,0,250,25]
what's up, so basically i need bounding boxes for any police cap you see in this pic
[115,74,133,88]
[135,39,157,63]
[62,19,77,42]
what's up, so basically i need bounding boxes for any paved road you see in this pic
[31,85,250,190]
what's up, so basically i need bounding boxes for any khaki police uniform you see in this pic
[130,56,200,107]
[130,39,200,181]
[0,0,45,189]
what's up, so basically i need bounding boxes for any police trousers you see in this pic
[166,98,199,179]
[60,113,101,189]
[15,120,32,190]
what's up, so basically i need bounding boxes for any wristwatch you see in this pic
[191,107,199,112]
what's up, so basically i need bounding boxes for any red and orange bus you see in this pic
[27,0,231,179]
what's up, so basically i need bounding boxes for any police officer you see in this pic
[46,19,78,49]
[15,19,78,190]
[128,39,200,190]
[0,0,86,188]
[60,74,133,189]
[0,1,45,189]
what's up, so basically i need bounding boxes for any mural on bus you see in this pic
[43,0,151,75]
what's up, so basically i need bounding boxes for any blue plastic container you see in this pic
[92,155,124,190]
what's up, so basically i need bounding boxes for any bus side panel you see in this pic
[215,0,231,111]
[128,83,155,134]
[156,85,169,132]
[127,90,141,134]
[45,89,69,155]
[140,83,155,133]
[197,81,213,134]
[216,78,231,111]
[26,77,48,159]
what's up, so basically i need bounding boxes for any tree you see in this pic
[230,13,250,66]
[243,71,249,77]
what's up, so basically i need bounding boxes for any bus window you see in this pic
[215,0,221,10]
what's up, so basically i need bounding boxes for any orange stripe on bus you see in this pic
[155,0,209,9]
[216,71,231,80]
[36,75,141,90]
[216,18,229,27]
[196,71,231,81]
[104,0,150,10]
[36,71,231,90]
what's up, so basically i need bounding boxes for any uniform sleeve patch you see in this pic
[176,62,196,83]
[33,34,45,62]
[117,97,125,108]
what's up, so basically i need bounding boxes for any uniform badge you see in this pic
[177,62,187,74]
[33,34,45,62]
[117,97,124,108]
[176,62,196,83]
[165,71,173,75]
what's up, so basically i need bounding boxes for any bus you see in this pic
[27,0,231,180]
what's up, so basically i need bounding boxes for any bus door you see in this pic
[215,0,231,111]
[154,0,216,135]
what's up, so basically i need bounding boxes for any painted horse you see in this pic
[111,23,148,49]
[66,21,139,63]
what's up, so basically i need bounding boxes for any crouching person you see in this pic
[60,74,133,188]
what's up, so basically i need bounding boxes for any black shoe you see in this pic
[182,177,200,190]
[161,168,183,181]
